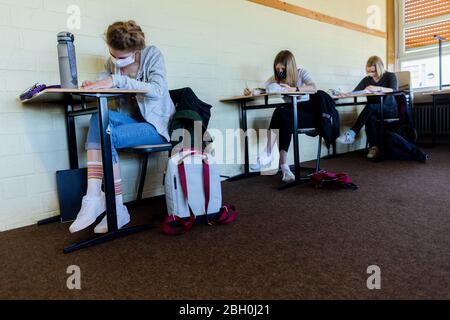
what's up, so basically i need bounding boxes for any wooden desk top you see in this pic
[423,89,450,96]
[332,91,401,100]
[220,91,316,103]
[20,88,146,104]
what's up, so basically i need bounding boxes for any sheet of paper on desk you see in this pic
[348,90,371,96]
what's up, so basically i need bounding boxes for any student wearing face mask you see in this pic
[337,56,398,159]
[69,20,175,234]
[244,50,317,183]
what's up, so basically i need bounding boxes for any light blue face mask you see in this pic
[111,52,136,68]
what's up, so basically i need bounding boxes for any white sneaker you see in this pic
[282,170,296,183]
[69,193,106,234]
[251,151,274,171]
[94,204,130,234]
[337,130,356,145]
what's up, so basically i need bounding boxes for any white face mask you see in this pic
[111,52,136,68]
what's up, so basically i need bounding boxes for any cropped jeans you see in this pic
[85,111,167,164]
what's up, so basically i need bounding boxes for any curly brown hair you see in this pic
[106,20,146,51]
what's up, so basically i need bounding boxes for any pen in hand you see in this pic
[244,81,252,96]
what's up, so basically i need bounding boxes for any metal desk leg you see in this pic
[292,96,300,181]
[432,95,437,147]
[98,96,118,233]
[243,102,250,177]
[379,96,384,151]
[66,95,79,170]
[64,95,152,254]
[279,96,311,190]
[228,101,260,182]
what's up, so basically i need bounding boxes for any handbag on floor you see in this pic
[310,171,358,190]
[163,149,238,236]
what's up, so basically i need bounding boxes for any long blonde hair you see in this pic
[273,50,299,87]
[366,56,385,78]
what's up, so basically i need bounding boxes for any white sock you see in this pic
[259,149,274,166]
[280,164,292,173]
[87,161,103,197]
[114,179,124,213]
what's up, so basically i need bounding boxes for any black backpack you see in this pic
[310,90,340,149]
[382,130,428,162]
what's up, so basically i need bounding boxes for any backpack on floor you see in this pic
[310,171,358,190]
[382,130,428,162]
[163,149,238,236]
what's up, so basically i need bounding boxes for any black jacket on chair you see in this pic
[169,87,213,148]
[310,90,341,149]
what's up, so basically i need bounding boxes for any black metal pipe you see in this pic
[98,96,118,233]
[292,96,300,181]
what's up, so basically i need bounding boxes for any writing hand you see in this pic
[82,76,113,90]
[366,86,382,93]
[280,84,297,92]
[243,88,252,96]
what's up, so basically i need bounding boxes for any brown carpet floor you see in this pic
[0,146,449,300]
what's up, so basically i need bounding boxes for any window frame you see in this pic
[397,0,450,90]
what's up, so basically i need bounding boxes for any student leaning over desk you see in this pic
[337,56,399,160]
[244,50,318,183]
[69,20,176,234]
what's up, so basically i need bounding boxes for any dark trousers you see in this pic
[351,103,398,147]
[269,101,317,152]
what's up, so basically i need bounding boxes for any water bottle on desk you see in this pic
[57,32,79,89]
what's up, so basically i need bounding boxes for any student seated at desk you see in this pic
[69,20,175,234]
[244,50,317,183]
[337,56,398,159]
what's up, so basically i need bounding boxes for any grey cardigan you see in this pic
[97,46,175,141]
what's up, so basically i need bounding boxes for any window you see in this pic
[401,54,450,88]
[398,0,450,89]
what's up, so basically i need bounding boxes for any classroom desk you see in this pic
[220,91,316,189]
[22,88,151,254]
[423,89,450,146]
[332,91,407,156]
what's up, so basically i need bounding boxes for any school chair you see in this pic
[118,143,173,204]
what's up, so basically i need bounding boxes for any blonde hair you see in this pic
[106,20,146,51]
[366,56,385,77]
[273,50,299,87]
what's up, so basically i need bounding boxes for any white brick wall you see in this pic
[0,0,386,231]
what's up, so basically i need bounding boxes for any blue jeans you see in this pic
[86,111,167,163]
[352,103,398,147]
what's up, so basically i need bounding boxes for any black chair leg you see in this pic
[137,154,149,203]
[316,137,322,172]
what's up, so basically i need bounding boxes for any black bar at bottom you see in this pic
[227,172,261,182]
[63,223,152,254]
[37,215,61,226]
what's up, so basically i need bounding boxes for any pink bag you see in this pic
[310,171,358,190]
